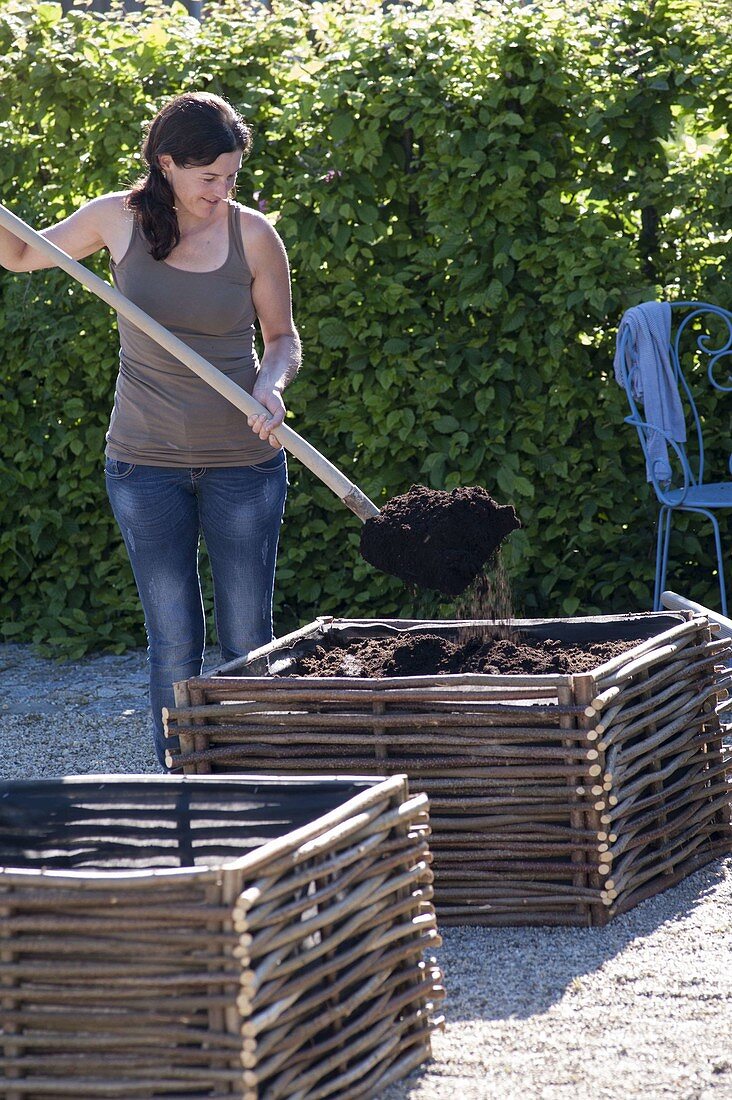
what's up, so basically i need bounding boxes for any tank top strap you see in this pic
[112,214,147,270]
[228,202,251,276]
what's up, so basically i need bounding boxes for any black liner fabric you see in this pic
[0,776,380,871]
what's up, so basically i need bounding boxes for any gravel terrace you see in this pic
[1,641,731,1100]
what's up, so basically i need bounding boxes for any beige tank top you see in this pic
[105,201,279,467]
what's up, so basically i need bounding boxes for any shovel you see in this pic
[0,202,519,594]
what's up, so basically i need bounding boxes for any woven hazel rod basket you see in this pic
[164,612,732,928]
[0,773,444,1099]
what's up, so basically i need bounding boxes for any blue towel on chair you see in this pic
[614,301,685,483]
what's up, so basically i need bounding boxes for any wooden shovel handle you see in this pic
[0,202,379,522]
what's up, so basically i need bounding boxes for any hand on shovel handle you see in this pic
[248,387,286,448]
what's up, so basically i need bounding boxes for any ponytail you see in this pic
[127,164,179,262]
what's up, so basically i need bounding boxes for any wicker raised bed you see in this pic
[0,773,442,1098]
[165,613,732,928]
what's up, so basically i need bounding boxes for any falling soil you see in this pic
[454,559,516,643]
[359,484,521,596]
[287,632,645,679]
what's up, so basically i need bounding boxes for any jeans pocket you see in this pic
[105,458,137,479]
[249,450,287,474]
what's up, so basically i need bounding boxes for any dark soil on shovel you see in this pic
[359,484,521,595]
[288,632,645,678]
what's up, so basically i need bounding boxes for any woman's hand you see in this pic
[248,381,286,447]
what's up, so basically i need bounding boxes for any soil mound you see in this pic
[359,485,521,595]
[288,632,644,678]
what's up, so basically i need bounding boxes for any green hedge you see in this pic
[1,0,731,657]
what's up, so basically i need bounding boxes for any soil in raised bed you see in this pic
[359,484,521,596]
[287,632,645,678]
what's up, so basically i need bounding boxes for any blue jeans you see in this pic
[105,453,287,768]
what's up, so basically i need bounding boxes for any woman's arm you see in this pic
[0,194,128,272]
[241,209,301,446]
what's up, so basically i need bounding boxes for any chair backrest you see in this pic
[616,301,732,504]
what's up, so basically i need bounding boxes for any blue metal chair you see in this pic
[615,301,732,614]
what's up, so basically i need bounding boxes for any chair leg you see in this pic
[707,511,728,617]
[662,506,729,616]
[654,507,671,611]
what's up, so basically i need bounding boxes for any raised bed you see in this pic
[0,773,442,1098]
[165,613,732,928]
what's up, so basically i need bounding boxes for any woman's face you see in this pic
[158,149,243,221]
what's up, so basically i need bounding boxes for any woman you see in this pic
[0,92,300,767]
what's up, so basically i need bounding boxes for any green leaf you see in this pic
[330,113,354,142]
[432,415,461,434]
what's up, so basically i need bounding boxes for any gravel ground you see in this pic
[1,642,731,1100]
[384,861,732,1100]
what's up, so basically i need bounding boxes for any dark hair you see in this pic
[127,92,252,261]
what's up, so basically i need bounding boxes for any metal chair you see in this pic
[615,301,732,614]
